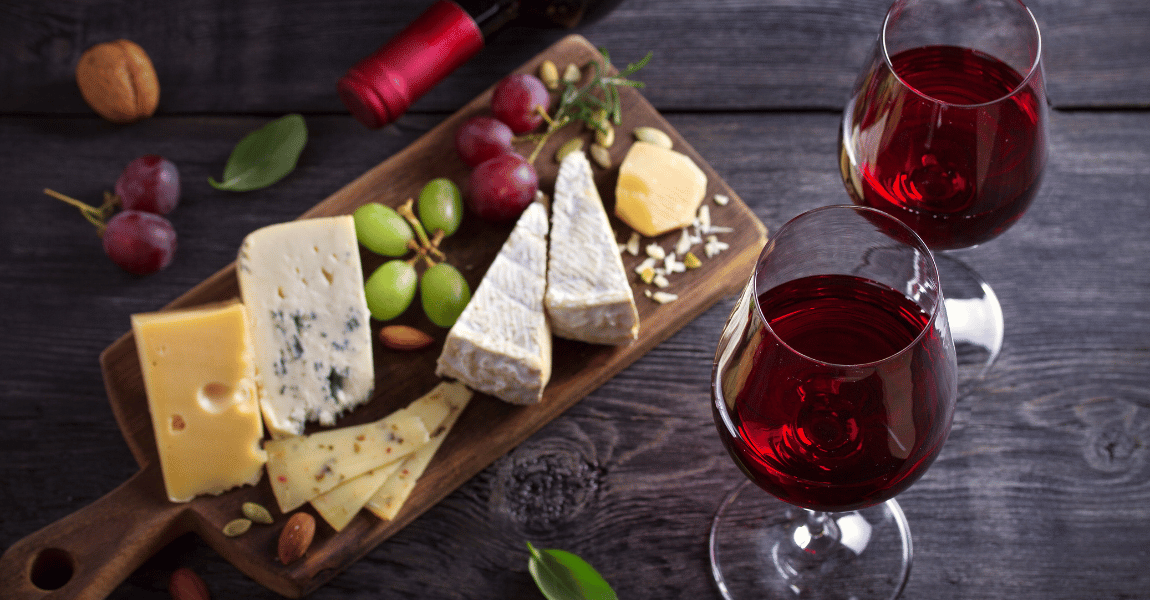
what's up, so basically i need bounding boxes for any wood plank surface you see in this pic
[2,0,1149,598]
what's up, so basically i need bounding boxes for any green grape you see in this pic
[365,260,417,321]
[354,202,414,257]
[420,262,471,327]
[417,178,464,237]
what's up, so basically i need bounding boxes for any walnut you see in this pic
[75,39,159,123]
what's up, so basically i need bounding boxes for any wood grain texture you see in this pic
[1,0,1148,598]
[0,0,1147,115]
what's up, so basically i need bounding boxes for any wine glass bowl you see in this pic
[709,205,957,599]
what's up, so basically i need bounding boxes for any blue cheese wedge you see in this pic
[547,150,639,344]
[436,201,552,405]
[237,215,374,437]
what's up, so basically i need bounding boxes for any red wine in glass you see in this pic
[716,274,954,512]
[841,45,1047,250]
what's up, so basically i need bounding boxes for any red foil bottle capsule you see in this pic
[338,1,485,129]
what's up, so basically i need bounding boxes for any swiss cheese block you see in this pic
[546,150,639,344]
[131,301,266,503]
[313,381,472,530]
[264,407,429,513]
[614,141,708,237]
[364,384,471,521]
[237,215,374,437]
[436,201,552,405]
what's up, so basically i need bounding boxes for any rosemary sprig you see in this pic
[525,49,653,163]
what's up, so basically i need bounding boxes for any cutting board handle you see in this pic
[0,463,187,599]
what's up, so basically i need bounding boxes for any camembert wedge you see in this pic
[237,215,375,438]
[547,150,639,344]
[436,200,552,405]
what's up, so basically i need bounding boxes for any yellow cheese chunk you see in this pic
[365,383,472,521]
[131,301,266,503]
[310,381,472,530]
[265,408,430,513]
[614,141,708,237]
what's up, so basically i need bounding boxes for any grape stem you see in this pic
[397,198,445,262]
[43,188,119,236]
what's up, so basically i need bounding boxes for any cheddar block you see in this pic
[131,301,266,503]
[614,141,708,237]
[309,381,472,530]
[265,409,429,513]
[365,384,472,521]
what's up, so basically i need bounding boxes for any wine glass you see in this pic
[839,0,1048,375]
[709,205,957,599]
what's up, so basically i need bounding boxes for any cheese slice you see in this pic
[436,201,552,405]
[614,141,708,237]
[237,215,374,437]
[547,150,639,344]
[309,381,472,531]
[131,301,266,503]
[264,407,429,513]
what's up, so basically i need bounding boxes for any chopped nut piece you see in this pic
[651,291,679,304]
[653,273,670,288]
[713,193,730,206]
[705,235,730,258]
[645,243,666,260]
[664,253,686,273]
[698,205,712,233]
[625,231,641,255]
[675,229,693,255]
[635,257,657,275]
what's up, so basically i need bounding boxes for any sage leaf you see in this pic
[527,542,617,600]
[209,113,307,191]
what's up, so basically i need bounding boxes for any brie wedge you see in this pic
[546,150,639,344]
[436,201,552,405]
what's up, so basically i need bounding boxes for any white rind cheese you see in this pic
[547,150,639,344]
[436,201,552,405]
[237,215,374,437]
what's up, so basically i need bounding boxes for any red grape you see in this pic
[102,210,177,275]
[490,74,550,134]
[467,153,539,222]
[455,116,514,167]
[115,154,180,214]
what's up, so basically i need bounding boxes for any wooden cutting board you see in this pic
[0,34,767,599]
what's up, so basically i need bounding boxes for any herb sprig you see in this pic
[524,49,653,163]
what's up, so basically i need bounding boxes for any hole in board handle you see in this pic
[30,547,74,590]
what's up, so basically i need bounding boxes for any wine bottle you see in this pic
[337,0,624,129]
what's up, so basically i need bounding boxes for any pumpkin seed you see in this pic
[555,137,584,163]
[539,60,560,90]
[223,518,252,537]
[242,501,274,525]
[589,143,611,169]
[633,126,673,149]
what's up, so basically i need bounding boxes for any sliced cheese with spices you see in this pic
[546,150,639,344]
[309,381,472,531]
[264,407,429,513]
[436,200,552,405]
[614,141,708,237]
[365,382,473,521]
[131,301,266,503]
[237,215,374,438]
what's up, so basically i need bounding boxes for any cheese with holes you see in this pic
[614,141,708,237]
[131,301,266,503]
[237,215,374,438]
[436,201,552,405]
[264,407,430,513]
[314,381,472,530]
[547,150,639,344]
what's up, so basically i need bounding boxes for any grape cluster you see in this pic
[355,178,471,329]
[454,73,550,223]
[47,154,181,275]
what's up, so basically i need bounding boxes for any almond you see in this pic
[169,567,210,600]
[379,325,434,350]
[277,512,316,565]
[75,39,159,123]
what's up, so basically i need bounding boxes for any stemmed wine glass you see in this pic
[709,205,957,599]
[839,0,1048,375]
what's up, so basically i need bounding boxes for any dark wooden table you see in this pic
[2,1,1148,598]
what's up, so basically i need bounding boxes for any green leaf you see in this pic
[527,542,617,600]
[209,113,307,191]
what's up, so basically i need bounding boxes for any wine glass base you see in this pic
[935,253,1004,378]
[709,480,912,600]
